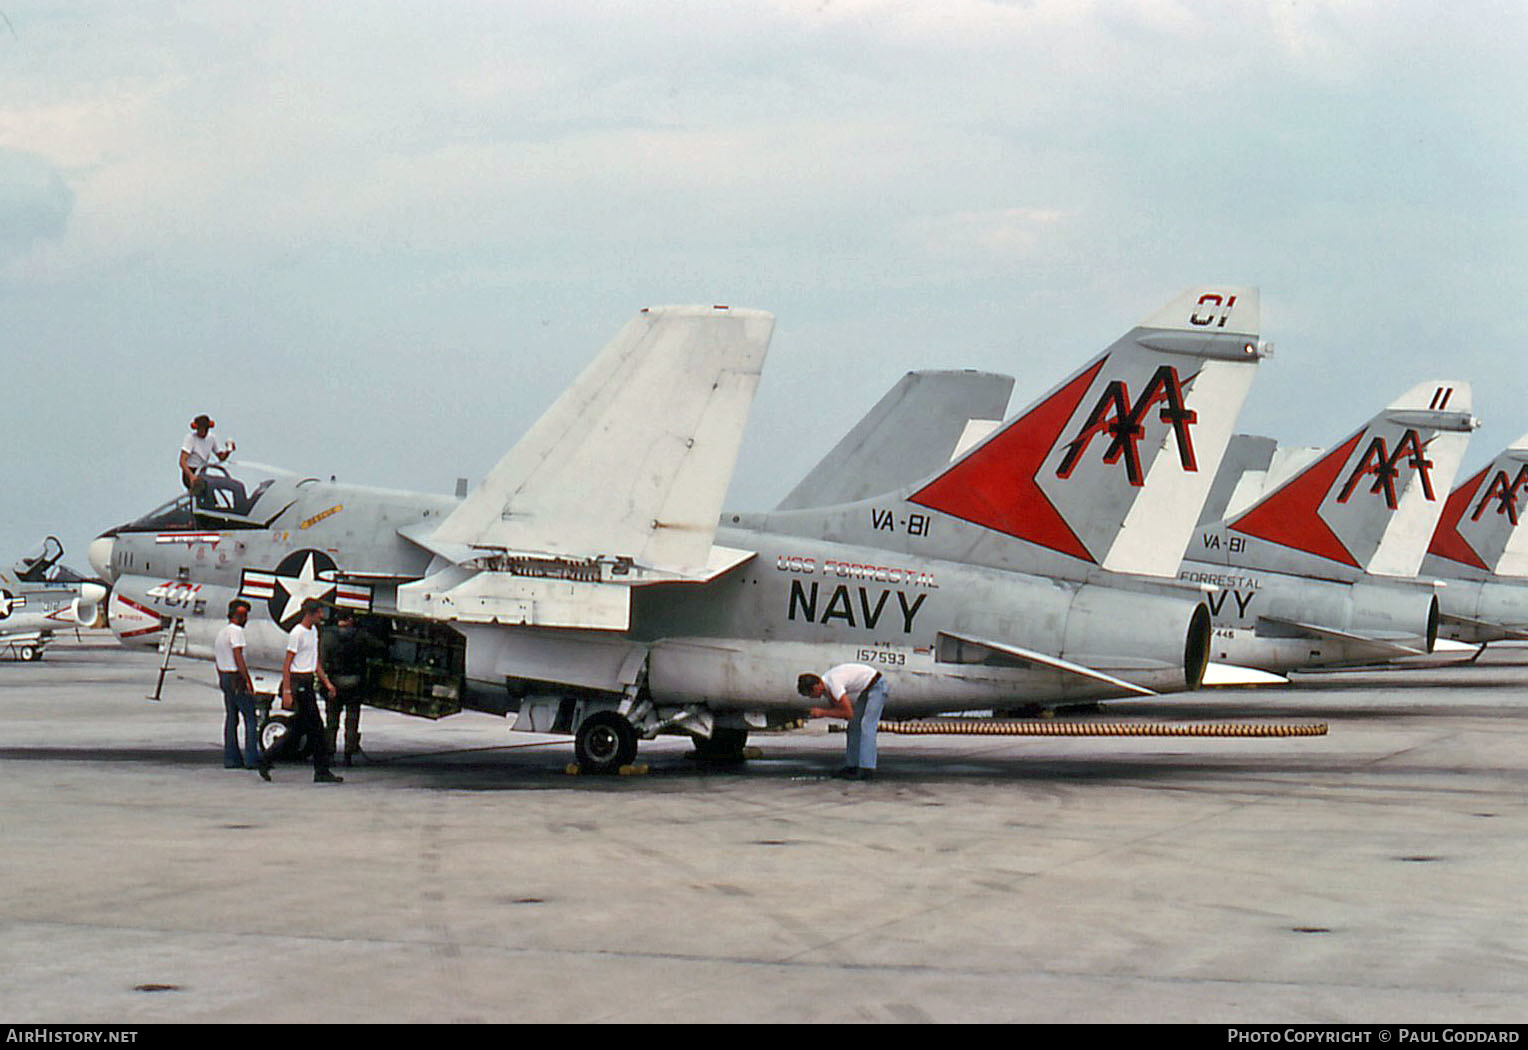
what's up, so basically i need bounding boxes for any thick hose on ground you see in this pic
[876,719,1327,738]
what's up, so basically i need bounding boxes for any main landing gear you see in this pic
[573,710,639,774]
[689,727,749,764]
[569,710,752,774]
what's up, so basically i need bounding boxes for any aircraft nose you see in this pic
[88,536,116,584]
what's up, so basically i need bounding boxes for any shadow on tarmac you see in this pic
[3,739,1519,796]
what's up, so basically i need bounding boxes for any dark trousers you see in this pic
[290,674,332,775]
[326,683,363,756]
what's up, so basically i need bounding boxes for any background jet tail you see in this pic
[1226,381,1477,577]
[904,286,1266,576]
[1426,433,1528,577]
[776,369,1014,511]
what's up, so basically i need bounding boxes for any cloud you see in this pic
[903,207,1071,262]
[0,148,73,256]
[1,0,1526,560]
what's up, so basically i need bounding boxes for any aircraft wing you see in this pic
[1431,638,1484,653]
[398,307,772,631]
[1437,611,1528,642]
[937,630,1158,697]
[431,306,774,576]
[1256,614,1428,656]
[1201,662,1289,687]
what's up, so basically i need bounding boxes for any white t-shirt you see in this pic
[821,663,879,702]
[286,622,319,673]
[181,431,224,472]
[214,622,246,673]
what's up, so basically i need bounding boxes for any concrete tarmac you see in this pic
[2,632,1526,1023]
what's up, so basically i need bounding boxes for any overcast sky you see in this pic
[3,0,1525,568]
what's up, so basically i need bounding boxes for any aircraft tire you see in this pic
[575,711,638,773]
[693,727,749,762]
[260,715,296,762]
[18,645,39,662]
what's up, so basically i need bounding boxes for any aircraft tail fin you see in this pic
[776,370,1014,511]
[1427,433,1528,577]
[906,286,1267,576]
[1196,434,1279,528]
[430,306,774,576]
[1228,382,1477,575]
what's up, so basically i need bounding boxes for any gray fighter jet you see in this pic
[779,375,1484,678]
[1421,434,1528,645]
[91,291,1267,770]
[774,369,1015,512]
[1180,382,1477,673]
[0,537,108,661]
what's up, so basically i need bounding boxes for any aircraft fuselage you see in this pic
[98,475,1210,723]
[1178,556,1437,672]
[1431,576,1528,643]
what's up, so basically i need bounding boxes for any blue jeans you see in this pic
[220,671,260,768]
[845,676,888,770]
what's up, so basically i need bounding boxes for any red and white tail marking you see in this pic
[1428,434,1528,575]
[910,286,1264,575]
[1231,381,1475,575]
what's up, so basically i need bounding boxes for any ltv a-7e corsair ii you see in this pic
[847,373,1480,677]
[1423,432,1528,647]
[0,537,107,661]
[91,290,1266,771]
[1180,381,1476,673]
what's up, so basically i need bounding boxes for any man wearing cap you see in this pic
[180,414,234,506]
[215,598,269,780]
[797,662,889,780]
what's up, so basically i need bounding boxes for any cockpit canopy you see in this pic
[105,464,311,536]
[13,536,94,584]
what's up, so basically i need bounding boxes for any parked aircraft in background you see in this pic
[1180,382,1477,673]
[90,290,1268,770]
[816,373,1487,679]
[1422,433,1528,645]
[774,369,1014,512]
[1192,435,1323,534]
[1,537,108,661]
